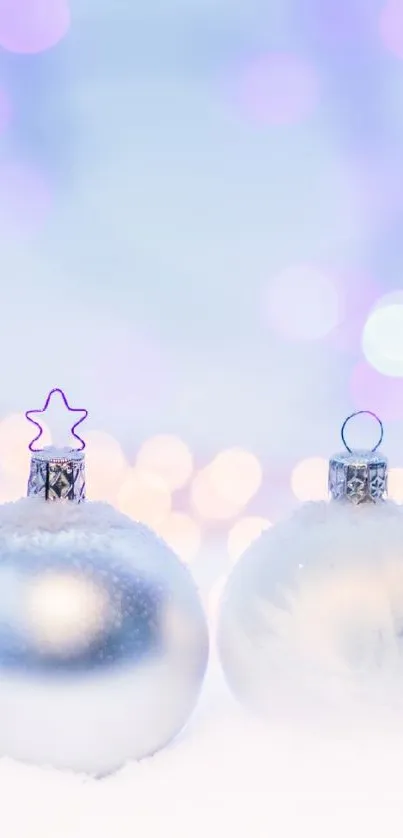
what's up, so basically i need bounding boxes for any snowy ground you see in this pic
[2,652,403,838]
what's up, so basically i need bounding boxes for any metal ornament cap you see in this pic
[25,389,88,504]
[27,446,86,504]
[328,411,388,505]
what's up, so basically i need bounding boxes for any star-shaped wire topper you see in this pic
[25,388,88,452]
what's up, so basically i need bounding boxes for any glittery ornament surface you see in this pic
[218,499,403,722]
[0,499,208,775]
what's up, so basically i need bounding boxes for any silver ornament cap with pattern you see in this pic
[25,388,88,504]
[27,446,86,503]
[328,410,388,504]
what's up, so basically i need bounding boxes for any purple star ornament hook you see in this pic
[25,388,88,452]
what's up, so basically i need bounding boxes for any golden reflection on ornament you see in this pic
[291,457,328,502]
[260,560,403,673]
[25,572,114,656]
[162,601,203,662]
[228,516,271,563]
[191,467,243,521]
[117,468,171,528]
[388,468,403,503]
[157,512,201,563]
[208,448,262,506]
[0,413,51,485]
[85,430,129,503]
[136,435,193,491]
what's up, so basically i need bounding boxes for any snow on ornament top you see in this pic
[328,410,388,504]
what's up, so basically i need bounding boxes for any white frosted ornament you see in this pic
[0,389,208,775]
[217,411,403,726]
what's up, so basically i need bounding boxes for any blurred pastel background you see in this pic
[0,0,403,617]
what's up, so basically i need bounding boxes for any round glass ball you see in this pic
[0,498,209,775]
[218,499,403,723]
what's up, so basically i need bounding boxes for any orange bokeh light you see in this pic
[85,430,129,503]
[291,457,328,502]
[117,468,171,529]
[228,516,271,562]
[191,448,262,522]
[208,448,262,506]
[388,468,403,503]
[136,434,193,491]
[157,511,201,562]
[191,467,244,521]
[0,412,51,499]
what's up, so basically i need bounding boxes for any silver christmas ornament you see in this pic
[218,411,403,723]
[0,389,208,775]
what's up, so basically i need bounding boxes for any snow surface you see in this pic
[1,658,403,838]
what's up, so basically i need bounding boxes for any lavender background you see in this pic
[0,0,403,590]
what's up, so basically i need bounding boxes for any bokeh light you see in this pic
[117,468,171,529]
[0,413,51,497]
[362,294,403,376]
[264,265,340,341]
[330,271,379,354]
[379,1,403,59]
[304,0,374,46]
[209,449,262,506]
[291,457,328,502]
[136,435,193,491]
[0,163,52,237]
[191,448,262,521]
[0,0,71,54]
[350,361,403,421]
[236,52,320,125]
[85,431,129,503]
[191,468,243,521]
[388,468,403,502]
[227,516,271,563]
[157,512,201,563]
[0,88,11,134]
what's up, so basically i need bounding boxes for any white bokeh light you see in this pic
[388,468,403,503]
[228,516,271,562]
[136,435,193,491]
[362,296,403,376]
[157,512,201,563]
[265,265,340,341]
[117,468,172,528]
[85,430,129,503]
[291,457,329,502]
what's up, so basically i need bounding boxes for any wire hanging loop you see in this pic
[341,410,384,455]
[25,388,88,452]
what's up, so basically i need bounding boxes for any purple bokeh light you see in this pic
[0,87,11,134]
[379,1,403,59]
[330,271,380,355]
[303,0,376,46]
[350,361,403,421]
[0,0,70,54]
[235,52,320,126]
[345,154,403,233]
[263,264,340,341]
[0,163,52,236]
